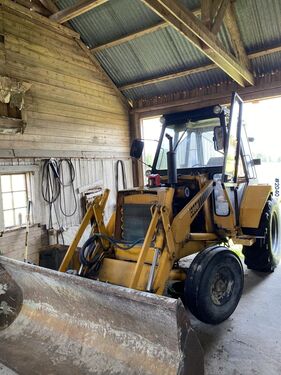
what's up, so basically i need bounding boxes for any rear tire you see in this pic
[243,197,281,272]
[184,246,244,324]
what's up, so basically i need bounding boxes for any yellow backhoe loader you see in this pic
[1,93,280,374]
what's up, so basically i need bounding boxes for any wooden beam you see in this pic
[38,0,59,14]
[201,0,211,28]
[141,0,254,87]
[119,44,281,91]
[119,64,215,91]
[211,0,230,34]
[38,0,74,29]
[249,44,281,59]
[91,7,201,53]
[92,22,168,53]
[0,0,79,38]
[210,0,222,22]
[14,0,51,16]
[49,0,108,24]
[132,72,281,115]
[224,2,250,69]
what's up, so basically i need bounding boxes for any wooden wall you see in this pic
[0,225,48,264]
[0,157,133,264]
[0,1,133,263]
[0,1,130,158]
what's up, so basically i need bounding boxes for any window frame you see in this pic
[0,165,39,232]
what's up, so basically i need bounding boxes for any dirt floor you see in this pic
[191,266,281,375]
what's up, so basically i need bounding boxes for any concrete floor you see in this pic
[191,266,281,375]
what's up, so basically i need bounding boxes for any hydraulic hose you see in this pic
[79,233,145,267]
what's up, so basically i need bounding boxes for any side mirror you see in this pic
[252,158,261,166]
[130,139,144,159]
[213,126,224,151]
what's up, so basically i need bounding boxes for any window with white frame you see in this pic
[0,173,32,230]
[141,116,162,184]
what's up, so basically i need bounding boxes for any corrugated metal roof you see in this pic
[235,0,281,52]
[94,27,210,85]
[252,51,281,77]
[123,68,228,101]
[56,0,281,102]
[58,0,163,46]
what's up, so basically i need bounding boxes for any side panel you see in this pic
[240,185,272,228]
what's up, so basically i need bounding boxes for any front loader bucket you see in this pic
[0,256,204,375]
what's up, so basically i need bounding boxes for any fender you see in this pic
[240,184,272,228]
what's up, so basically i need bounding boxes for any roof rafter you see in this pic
[201,0,212,28]
[118,44,281,91]
[224,2,250,69]
[15,0,51,16]
[133,72,281,114]
[140,0,254,87]
[211,0,230,34]
[92,21,168,53]
[91,7,201,53]
[38,0,58,14]
[49,0,108,24]
[210,0,223,22]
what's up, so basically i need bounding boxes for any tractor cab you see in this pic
[132,93,261,231]
[152,104,227,178]
[146,93,258,187]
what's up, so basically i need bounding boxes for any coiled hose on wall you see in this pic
[41,158,77,237]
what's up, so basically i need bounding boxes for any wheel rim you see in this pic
[210,266,235,306]
[271,211,279,255]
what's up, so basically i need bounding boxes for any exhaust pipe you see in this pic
[166,134,177,186]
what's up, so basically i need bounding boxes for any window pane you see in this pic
[4,210,14,227]
[13,191,27,208]
[1,175,11,192]
[12,174,26,191]
[155,118,222,171]
[15,207,26,226]
[2,192,13,210]
[1,173,30,229]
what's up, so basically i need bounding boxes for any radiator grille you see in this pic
[122,204,152,242]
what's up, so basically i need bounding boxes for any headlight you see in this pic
[145,169,152,177]
[213,105,222,114]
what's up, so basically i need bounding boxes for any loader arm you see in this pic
[59,189,110,272]
[172,181,214,243]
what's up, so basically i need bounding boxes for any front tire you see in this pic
[184,246,244,324]
[243,197,281,272]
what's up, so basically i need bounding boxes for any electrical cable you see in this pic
[41,158,78,243]
[41,159,61,231]
[41,159,60,205]
[57,159,77,217]
[115,159,127,193]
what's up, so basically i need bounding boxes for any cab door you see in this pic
[221,92,246,227]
